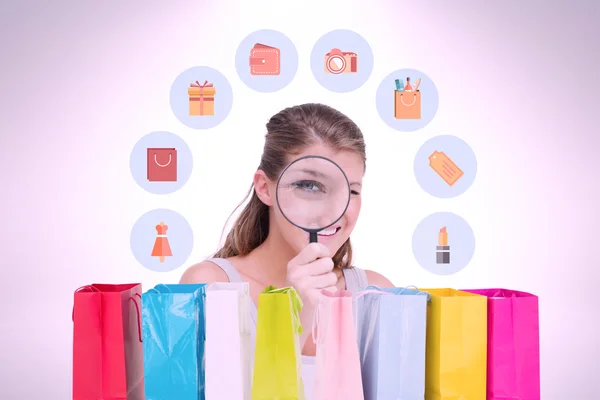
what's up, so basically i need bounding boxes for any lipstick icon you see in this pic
[436,226,450,264]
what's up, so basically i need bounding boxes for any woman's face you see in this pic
[268,145,364,257]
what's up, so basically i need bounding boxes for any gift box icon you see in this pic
[188,80,216,116]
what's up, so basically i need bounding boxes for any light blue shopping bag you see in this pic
[142,284,207,400]
[356,285,430,400]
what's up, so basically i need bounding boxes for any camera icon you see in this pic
[324,48,358,74]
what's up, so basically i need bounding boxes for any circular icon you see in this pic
[412,212,475,276]
[129,131,193,195]
[276,155,351,243]
[235,29,298,93]
[170,66,233,129]
[376,68,439,132]
[130,208,194,272]
[414,135,477,198]
[310,29,374,93]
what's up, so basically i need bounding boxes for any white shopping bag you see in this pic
[205,282,254,400]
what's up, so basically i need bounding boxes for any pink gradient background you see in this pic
[1,0,598,398]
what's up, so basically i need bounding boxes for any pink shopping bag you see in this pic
[462,288,540,400]
[312,289,364,400]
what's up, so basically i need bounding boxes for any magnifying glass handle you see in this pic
[309,232,318,243]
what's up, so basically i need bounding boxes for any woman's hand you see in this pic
[285,242,338,308]
[285,242,338,349]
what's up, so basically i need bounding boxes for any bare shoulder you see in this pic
[179,261,230,284]
[364,269,395,288]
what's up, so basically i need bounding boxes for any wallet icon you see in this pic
[249,43,280,76]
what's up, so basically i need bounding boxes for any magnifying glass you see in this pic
[276,155,351,243]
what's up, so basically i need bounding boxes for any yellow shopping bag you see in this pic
[421,289,487,400]
[252,286,305,400]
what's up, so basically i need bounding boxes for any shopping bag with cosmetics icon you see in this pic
[394,77,422,119]
[72,283,145,400]
[205,282,254,400]
[252,286,305,400]
[313,289,364,400]
[421,288,488,400]
[141,284,207,400]
[462,289,541,400]
[355,286,429,400]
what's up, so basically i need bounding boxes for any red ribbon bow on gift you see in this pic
[190,80,213,88]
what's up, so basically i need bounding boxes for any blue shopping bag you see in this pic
[142,284,207,400]
[356,286,430,400]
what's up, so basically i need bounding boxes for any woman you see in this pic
[180,102,394,390]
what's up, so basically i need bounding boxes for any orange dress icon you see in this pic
[151,222,172,263]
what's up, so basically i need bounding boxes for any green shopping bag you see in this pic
[252,286,305,400]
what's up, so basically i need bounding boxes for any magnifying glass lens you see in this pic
[276,156,351,242]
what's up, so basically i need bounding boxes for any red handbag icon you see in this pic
[147,148,177,182]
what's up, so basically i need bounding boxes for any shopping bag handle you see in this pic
[263,286,304,334]
[399,92,418,107]
[312,303,320,344]
[71,285,100,321]
[130,293,143,343]
[285,288,304,335]
[394,285,429,296]
[356,285,430,299]
[355,286,394,299]
[147,284,173,294]
[153,153,172,168]
[238,287,252,335]
[311,290,348,345]
[71,290,143,343]
[74,285,100,293]
[146,285,209,339]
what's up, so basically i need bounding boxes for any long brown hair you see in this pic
[214,103,366,269]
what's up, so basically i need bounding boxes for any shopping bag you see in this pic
[72,283,144,400]
[462,289,540,400]
[313,289,364,400]
[394,90,421,119]
[421,288,487,400]
[205,282,254,400]
[142,284,206,400]
[356,286,429,400]
[252,286,305,400]
[147,147,177,182]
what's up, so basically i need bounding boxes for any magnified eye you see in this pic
[291,180,326,193]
